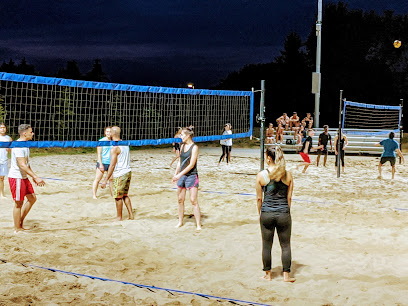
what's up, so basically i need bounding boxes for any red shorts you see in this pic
[299,152,311,163]
[8,178,35,202]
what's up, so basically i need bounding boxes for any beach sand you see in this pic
[0,147,407,305]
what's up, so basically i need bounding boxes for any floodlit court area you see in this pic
[0,147,407,305]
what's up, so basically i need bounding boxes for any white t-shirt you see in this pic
[220,130,233,146]
[0,135,11,164]
[8,141,30,179]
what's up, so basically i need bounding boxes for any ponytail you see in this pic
[266,146,286,181]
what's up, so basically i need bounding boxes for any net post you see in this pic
[337,90,343,178]
[400,98,403,164]
[259,80,266,171]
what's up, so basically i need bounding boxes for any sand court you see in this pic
[0,147,407,305]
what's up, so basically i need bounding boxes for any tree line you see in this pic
[214,2,408,128]
[0,58,108,83]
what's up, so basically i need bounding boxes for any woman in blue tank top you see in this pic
[172,126,201,230]
[255,146,296,282]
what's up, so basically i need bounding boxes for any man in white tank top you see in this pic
[101,126,133,221]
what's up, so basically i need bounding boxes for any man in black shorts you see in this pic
[317,125,332,167]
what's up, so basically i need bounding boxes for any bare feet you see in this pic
[283,272,296,283]
[1,195,7,199]
[14,229,26,235]
[175,222,183,228]
[128,215,134,220]
[196,225,202,231]
[114,217,122,221]
[261,271,272,281]
[93,195,97,199]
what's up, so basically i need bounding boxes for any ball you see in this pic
[393,40,402,48]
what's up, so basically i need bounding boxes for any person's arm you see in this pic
[6,136,12,153]
[396,148,404,163]
[334,136,338,155]
[172,145,199,182]
[286,171,293,208]
[318,135,322,146]
[101,146,120,187]
[255,173,264,215]
[96,146,104,171]
[329,136,333,151]
[16,157,45,186]
[343,136,348,149]
[375,139,383,147]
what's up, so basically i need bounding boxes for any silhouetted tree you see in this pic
[85,59,109,82]
[56,60,82,80]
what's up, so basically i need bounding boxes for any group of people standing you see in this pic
[2,120,404,283]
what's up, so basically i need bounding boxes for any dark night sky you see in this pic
[1,0,407,88]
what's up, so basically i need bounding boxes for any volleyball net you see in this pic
[342,100,402,135]
[0,73,254,148]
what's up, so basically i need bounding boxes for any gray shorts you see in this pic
[177,174,199,189]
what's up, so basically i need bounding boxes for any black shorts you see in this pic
[380,157,396,166]
[318,147,328,155]
[96,162,110,171]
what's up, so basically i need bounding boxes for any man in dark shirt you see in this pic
[298,129,323,173]
[317,125,332,167]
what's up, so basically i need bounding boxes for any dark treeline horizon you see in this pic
[1,2,408,130]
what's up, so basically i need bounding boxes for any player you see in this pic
[219,123,232,165]
[8,124,45,234]
[317,125,332,167]
[376,132,404,179]
[299,129,323,173]
[101,126,134,220]
[92,126,113,199]
[255,146,296,283]
[334,131,348,173]
[172,126,201,230]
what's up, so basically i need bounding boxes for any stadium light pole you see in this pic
[313,0,323,128]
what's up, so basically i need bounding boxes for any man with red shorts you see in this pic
[299,129,323,173]
[8,124,45,234]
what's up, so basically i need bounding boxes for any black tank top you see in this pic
[262,171,290,213]
[336,137,345,151]
[180,144,198,175]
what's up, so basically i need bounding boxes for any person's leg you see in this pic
[123,196,134,219]
[341,151,345,172]
[226,146,231,164]
[391,165,396,179]
[13,200,24,232]
[276,213,296,282]
[378,161,383,178]
[316,152,321,167]
[108,177,114,197]
[219,145,226,164]
[189,187,201,230]
[176,188,186,227]
[115,198,124,221]
[323,152,328,167]
[92,168,104,199]
[302,163,310,173]
[20,193,37,229]
[260,212,275,280]
[0,176,5,198]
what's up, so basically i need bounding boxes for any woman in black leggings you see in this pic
[255,146,295,282]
